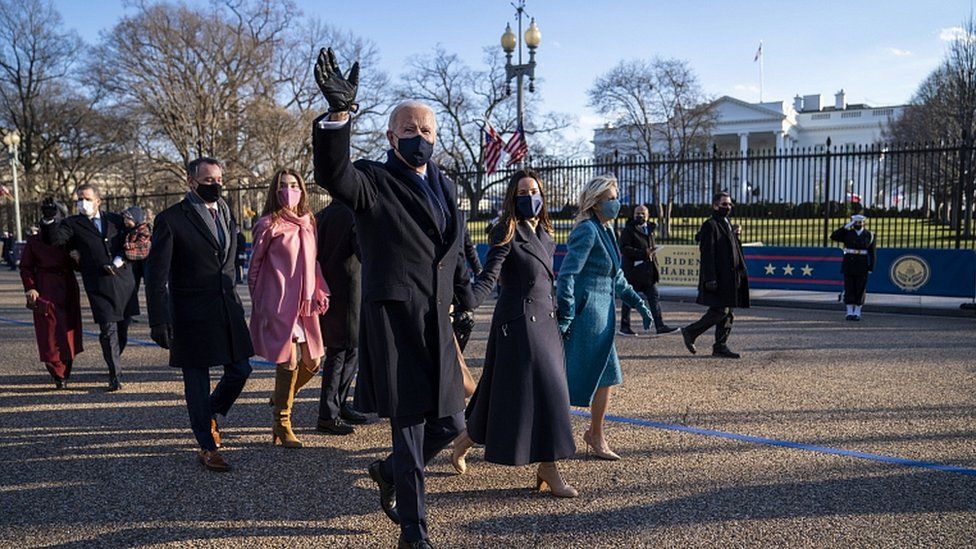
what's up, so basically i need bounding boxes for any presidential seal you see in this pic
[889,255,930,292]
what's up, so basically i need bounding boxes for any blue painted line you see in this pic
[571,410,976,477]
[3,316,974,477]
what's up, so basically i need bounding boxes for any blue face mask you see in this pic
[396,135,434,168]
[599,198,621,220]
[515,194,543,220]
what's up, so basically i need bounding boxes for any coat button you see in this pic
[526,298,533,303]
[530,315,536,322]
[549,312,555,318]
[438,263,444,270]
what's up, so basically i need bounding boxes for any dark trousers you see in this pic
[181,358,252,451]
[318,347,358,421]
[98,319,130,381]
[379,411,464,542]
[684,306,735,348]
[844,274,868,305]
[620,285,665,331]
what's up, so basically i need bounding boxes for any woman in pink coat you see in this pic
[249,168,330,448]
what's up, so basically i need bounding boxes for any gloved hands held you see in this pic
[704,280,718,292]
[314,47,360,114]
[40,197,59,220]
[150,324,173,349]
[638,305,653,331]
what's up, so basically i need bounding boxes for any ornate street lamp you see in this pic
[3,130,21,242]
[501,1,541,136]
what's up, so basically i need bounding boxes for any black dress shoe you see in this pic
[712,346,741,359]
[107,379,122,392]
[845,315,854,321]
[617,327,637,336]
[657,326,679,335]
[317,418,354,435]
[398,537,434,549]
[368,459,399,524]
[681,328,697,354]
[339,405,369,425]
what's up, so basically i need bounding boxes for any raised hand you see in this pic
[314,47,360,114]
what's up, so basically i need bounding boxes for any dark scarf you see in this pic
[385,150,451,234]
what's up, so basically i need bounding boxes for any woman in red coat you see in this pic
[19,199,83,388]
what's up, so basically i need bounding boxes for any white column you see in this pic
[738,133,749,202]
[774,131,785,202]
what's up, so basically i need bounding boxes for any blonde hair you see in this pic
[574,174,618,225]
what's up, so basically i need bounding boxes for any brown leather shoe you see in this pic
[210,417,221,448]
[197,449,231,472]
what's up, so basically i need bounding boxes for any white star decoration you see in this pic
[801,264,813,276]
[782,264,795,276]
[764,263,776,275]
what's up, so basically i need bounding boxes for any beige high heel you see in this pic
[535,462,578,498]
[582,429,621,461]
[452,430,474,474]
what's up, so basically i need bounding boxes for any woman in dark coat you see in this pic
[19,200,83,388]
[452,169,578,498]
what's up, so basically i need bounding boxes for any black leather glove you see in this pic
[40,197,59,220]
[314,47,360,113]
[704,280,718,292]
[150,324,173,349]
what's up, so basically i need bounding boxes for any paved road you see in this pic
[0,270,974,548]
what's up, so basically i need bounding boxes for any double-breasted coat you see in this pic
[556,216,646,407]
[43,212,135,324]
[830,227,876,276]
[695,213,750,309]
[618,219,660,290]
[19,235,84,363]
[313,116,474,419]
[316,202,361,350]
[145,197,254,369]
[465,221,576,465]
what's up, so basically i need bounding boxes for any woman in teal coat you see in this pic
[557,174,653,461]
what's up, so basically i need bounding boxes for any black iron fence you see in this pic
[449,139,976,249]
[4,140,974,249]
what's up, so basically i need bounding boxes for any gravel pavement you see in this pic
[0,270,974,548]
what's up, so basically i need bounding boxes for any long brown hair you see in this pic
[262,168,311,222]
[493,169,554,247]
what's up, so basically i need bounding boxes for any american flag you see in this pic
[483,122,504,175]
[504,124,528,166]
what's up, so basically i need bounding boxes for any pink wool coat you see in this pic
[248,212,330,367]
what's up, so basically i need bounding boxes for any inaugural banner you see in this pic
[481,244,976,298]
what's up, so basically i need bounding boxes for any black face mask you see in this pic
[195,183,222,203]
[853,223,863,231]
[515,194,543,220]
[634,215,647,225]
[716,206,732,218]
[396,135,434,168]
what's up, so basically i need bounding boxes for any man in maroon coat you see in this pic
[19,199,84,388]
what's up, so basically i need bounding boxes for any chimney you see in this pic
[835,89,846,110]
[793,95,803,111]
[803,94,822,112]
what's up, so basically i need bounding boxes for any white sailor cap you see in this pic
[851,214,867,222]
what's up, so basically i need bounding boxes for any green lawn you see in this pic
[465,217,974,249]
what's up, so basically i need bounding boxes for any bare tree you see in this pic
[401,46,569,216]
[588,58,716,237]
[0,0,85,196]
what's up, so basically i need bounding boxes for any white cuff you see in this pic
[317,116,351,130]
[112,256,124,268]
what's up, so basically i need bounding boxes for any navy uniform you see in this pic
[830,214,876,320]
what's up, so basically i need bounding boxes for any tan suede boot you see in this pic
[272,365,302,448]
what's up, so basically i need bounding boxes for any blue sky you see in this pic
[56,0,974,142]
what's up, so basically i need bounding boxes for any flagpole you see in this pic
[759,40,764,103]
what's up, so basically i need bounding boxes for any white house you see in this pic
[593,91,905,205]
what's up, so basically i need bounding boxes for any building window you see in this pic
[841,111,862,119]
[811,113,831,120]
[872,108,894,116]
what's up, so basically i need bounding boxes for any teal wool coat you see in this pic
[556,217,644,407]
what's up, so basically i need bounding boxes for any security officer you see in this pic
[830,214,876,321]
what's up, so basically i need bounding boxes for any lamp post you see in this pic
[500,1,541,140]
[3,131,21,242]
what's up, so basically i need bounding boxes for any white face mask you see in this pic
[76,199,96,217]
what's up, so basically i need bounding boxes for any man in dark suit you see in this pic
[315,201,366,435]
[681,192,750,359]
[313,47,474,549]
[145,157,254,472]
[41,183,135,391]
[618,204,677,336]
